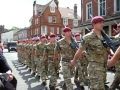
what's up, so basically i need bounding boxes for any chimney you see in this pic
[54,0,59,8]
[33,1,36,6]
[74,4,77,19]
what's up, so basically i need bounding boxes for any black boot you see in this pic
[109,76,120,90]
[62,83,67,90]
[49,85,55,90]
[74,80,85,90]
[40,82,47,90]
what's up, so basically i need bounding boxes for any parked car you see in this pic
[7,42,17,52]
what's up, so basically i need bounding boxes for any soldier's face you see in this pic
[64,31,72,37]
[75,36,80,41]
[50,37,56,42]
[94,21,104,31]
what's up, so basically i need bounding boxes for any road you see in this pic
[3,49,115,90]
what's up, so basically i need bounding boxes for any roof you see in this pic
[35,0,80,19]
[59,7,80,19]
[35,0,53,15]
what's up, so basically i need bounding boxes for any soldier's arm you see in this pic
[71,47,84,65]
[108,46,120,67]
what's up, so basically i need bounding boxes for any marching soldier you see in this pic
[74,33,87,89]
[37,35,48,88]
[108,23,120,90]
[71,16,110,90]
[55,27,78,90]
[44,33,59,90]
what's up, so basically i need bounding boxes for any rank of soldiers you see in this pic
[17,16,120,90]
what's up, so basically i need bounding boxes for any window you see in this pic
[50,6,55,13]
[86,2,92,20]
[52,16,56,23]
[41,26,47,35]
[50,27,54,33]
[57,27,59,34]
[73,19,78,27]
[48,16,52,23]
[63,18,68,26]
[114,0,120,12]
[98,0,106,16]
[48,16,56,23]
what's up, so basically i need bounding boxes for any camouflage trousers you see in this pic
[36,57,42,76]
[75,60,85,85]
[62,61,73,90]
[110,63,120,89]
[31,57,37,73]
[87,62,106,90]
[40,60,48,82]
[48,61,58,86]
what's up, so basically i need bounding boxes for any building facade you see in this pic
[13,27,28,41]
[80,0,120,36]
[28,0,80,38]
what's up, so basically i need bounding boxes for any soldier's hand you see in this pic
[107,60,113,68]
[70,60,76,67]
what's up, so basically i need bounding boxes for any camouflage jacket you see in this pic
[80,31,109,64]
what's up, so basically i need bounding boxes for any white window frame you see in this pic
[86,1,92,20]
[63,18,68,26]
[50,6,55,13]
[50,27,54,33]
[114,0,120,13]
[73,19,78,27]
[98,0,106,16]
[48,16,52,23]
[41,26,47,35]
[57,27,59,34]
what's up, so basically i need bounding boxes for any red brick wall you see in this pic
[82,0,114,23]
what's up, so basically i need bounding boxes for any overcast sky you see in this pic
[0,0,81,29]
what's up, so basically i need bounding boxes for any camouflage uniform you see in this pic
[31,41,37,74]
[80,31,109,90]
[36,42,46,77]
[110,33,120,90]
[44,42,58,88]
[55,38,77,90]
[74,40,88,86]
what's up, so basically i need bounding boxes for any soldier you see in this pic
[55,27,78,90]
[37,35,48,88]
[71,16,110,90]
[36,35,46,78]
[108,23,120,90]
[74,33,88,89]
[44,33,59,90]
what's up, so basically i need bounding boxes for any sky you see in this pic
[0,0,81,29]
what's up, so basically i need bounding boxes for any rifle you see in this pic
[101,31,120,53]
[85,27,120,52]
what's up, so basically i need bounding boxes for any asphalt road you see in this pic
[3,49,115,90]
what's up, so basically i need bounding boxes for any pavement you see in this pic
[3,49,115,90]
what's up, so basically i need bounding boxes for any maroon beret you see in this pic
[75,33,80,37]
[41,35,46,39]
[91,16,104,24]
[117,23,120,27]
[63,27,71,32]
[49,33,56,38]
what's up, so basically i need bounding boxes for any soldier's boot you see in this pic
[104,85,109,90]
[74,80,85,90]
[40,82,48,90]
[49,85,55,90]
[62,83,67,90]
[109,76,120,90]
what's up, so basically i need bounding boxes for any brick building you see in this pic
[28,0,80,38]
[80,0,120,36]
